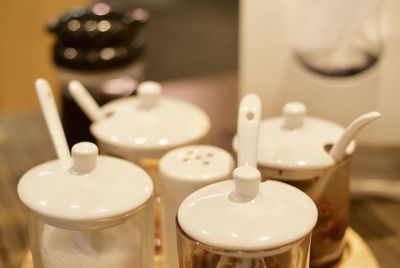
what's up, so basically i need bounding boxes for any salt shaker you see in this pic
[159,145,234,268]
[18,142,154,268]
[176,94,318,268]
[233,102,379,267]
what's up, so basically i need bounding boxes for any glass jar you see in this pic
[69,81,211,253]
[286,155,352,267]
[176,177,318,268]
[18,142,154,268]
[176,95,318,268]
[233,102,357,267]
[29,199,154,268]
[177,224,312,268]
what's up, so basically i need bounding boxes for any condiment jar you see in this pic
[159,145,234,268]
[234,102,355,267]
[18,142,154,268]
[176,94,318,268]
[83,81,211,253]
[89,81,211,191]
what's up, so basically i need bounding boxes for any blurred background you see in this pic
[0,0,238,115]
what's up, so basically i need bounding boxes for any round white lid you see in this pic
[178,166,318,251]
[91,81,211,158]
[234,102,355,171]
[159,145,234,183]
[18,142,153,230]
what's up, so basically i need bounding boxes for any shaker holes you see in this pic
[246,112,255,121]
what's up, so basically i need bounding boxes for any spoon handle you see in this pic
[68,80,104,122]
[237,94,262,168]
[35,79,70,167]
[330,111,381,162]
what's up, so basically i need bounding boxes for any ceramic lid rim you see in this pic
[177,180,318,251]
[90,97,211,151]
[17,157,153,225]
[233,116,356,170]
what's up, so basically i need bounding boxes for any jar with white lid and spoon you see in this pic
[176,94,318,268]
[233,101,380,267]
[18,80,154,268]
[68,80,211,253]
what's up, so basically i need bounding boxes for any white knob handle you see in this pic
[233,167,261,202]
[71,142,98,174]
[283,102,306,130]
[138,81,162,109]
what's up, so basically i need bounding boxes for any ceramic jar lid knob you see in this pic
[138,81,162,109]
[71,142,98,174]
[232,166,261,202]
[283,102,306,130]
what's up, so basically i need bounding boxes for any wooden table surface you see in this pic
[0,74,399,268]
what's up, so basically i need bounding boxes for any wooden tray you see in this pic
[21,227,379,268]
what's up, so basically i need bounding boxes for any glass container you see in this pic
[234,102,356,267]
[177,224,312,268]
[176,95,318,268]
[70,82,211,253]
[18,142,154,268]
[176,178,317,268]
[28,200,153,268]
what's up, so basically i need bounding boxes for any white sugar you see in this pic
[40,221,140,268]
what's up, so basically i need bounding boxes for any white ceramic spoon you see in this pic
[330,111,381,162]
[309,111,381,201]
[35,78,97,254]
[68,80,105,122]
[35,79,71,167]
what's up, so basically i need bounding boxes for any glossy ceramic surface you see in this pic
[18,143,153,229]
[159,145,234,183]
[233,102,355,176]
[91,97,211,159]
[178,179,318,251]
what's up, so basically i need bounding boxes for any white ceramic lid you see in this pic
[159,145,234,183]
[178,95,317,252]
[91,81,211,158]
[234,102,355,171]
[18,142,153,230]
[177,167,318,251]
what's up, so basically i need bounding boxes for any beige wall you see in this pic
[0,0,88,116]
